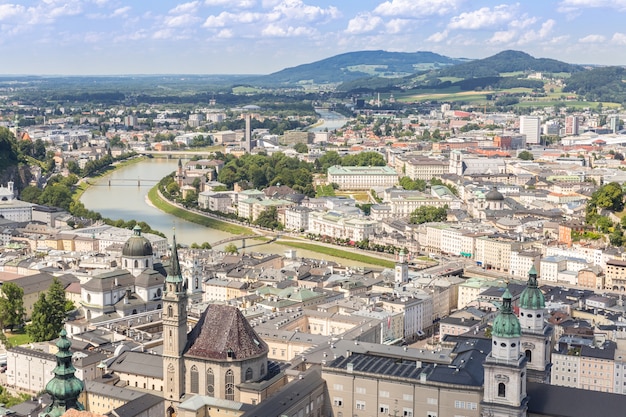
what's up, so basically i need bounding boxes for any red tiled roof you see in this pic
[185,304,268,361]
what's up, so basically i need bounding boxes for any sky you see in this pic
[2,0,626,75]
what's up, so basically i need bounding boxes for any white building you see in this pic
[0,181,33,222]
[307,211,379,242]
[327,165,398,190]
[520,116,541,145]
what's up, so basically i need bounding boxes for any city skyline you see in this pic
[2,0,626,75]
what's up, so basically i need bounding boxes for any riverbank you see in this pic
[148,183,397,268]
[73,155,147,202]
[147,186,253,235]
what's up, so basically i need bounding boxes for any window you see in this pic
[525,350,532,362]
[190,365,199,393]
[427,413,437,417]
[427,398,437,405]
[379,390,390,398]
[333,398,343,407]
[245,367,253,381]
[168,305,173,317]
[403,394,413,401]
[225,369,234,401]
[356,387,366,394]
[380,405,389,414]
[356,400,365,410]
[403,408,413,417]
[498,382,506,397]
[455,401,465,409]
[333,384,343,391]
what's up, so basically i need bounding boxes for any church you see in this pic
[162,235,274,416]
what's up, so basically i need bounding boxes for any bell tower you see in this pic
[482,288,528,417]
[162,234,188,415]
[519,265,552,382]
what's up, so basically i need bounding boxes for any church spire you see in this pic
[166,233,184,293]
[40,330,84,417]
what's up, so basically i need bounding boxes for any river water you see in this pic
[79,158,376,267]
[309,108,349,132]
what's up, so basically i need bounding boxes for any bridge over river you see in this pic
[85,178,160,187]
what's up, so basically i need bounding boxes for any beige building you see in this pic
[394,155,449,181]
[605,259,626,291]
[475,235,525,273]
[327,165,398,190]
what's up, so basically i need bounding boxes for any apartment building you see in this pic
[394,155,448,180]
[605,259,626,291]
[475,235,525,273]
[307,211,379,242]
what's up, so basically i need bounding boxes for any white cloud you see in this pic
[205,0,256,7]
[611,32,626,44]
[261,23,314,37]
[489,30,517,44]
[448,5,516,30]
[509,16,538,29]
[170,1,200,15]
[385,19,410,34]
[427,30,448,42]
[153,28,174,39]
[216,28,233,38]
[111,6,131,17]
[374,0,461,17]
[273,0,340,22]
[165,14,201,27]
[345,13,382,34]
[0,4,25,21]
[579,34,606,43]
[558,0,626,13]
[517,19,555,44]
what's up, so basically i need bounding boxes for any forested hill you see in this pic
[563,66,626,103]
[435,50,584,78]
[242,50,463,86]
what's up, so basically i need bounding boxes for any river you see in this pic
[309,108,349,132]
[79,158,377,267]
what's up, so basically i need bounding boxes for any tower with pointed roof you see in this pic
[519,265,553,382]
[162,234,188,415]
[394,248,409,284]
[482,288,528,417]
[40,330,85,417]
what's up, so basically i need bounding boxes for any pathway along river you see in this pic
[79,157,375,267]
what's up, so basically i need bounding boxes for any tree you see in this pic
[27,278,67,342]
[518,150,534,160]
[224,243,239,254]
[410,205,448,224]
[19,186,42,204]
[254,206,283,230]
[0,283,25,331]
[293,142,308,153]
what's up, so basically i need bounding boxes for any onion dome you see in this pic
[42,330,85,417]
[519,265,545,310]
[492,288,521,338]
[485,187,504,201]
[122,225,153,257]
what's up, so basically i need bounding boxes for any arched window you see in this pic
[195,277,199,289]
[225,369,234,401]
[157,288,162,297]
[245,367,253,381]
[206,368,214,397]
[167,406,175,417]
[134,260,138,268]
[145,259,149,267]
[525,349,532,363]
[260,363,265,377]
[125,260,128,268]
[190,365,199,393]
[498,382,506,397]
[168,305,173,317]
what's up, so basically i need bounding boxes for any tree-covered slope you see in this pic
[563,66,626,103]
[243,50,462,86]
[436,50,584,78]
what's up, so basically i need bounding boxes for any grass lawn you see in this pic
[275,240,395,268]
[5,329,31,346]
[147,186,252,235]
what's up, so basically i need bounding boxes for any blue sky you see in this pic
[1,0,625,75]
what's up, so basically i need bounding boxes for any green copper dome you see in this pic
[519,265,545,310]
[122,225,153,258]
[42,330,85,417]
[492,288,521,338]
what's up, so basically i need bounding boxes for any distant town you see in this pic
[1,68,626,417]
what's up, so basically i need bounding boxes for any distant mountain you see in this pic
[242,50,463,86]
[435,50,584,78]
[563,66,626,103]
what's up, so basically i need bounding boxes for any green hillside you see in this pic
[242,50,462,86]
